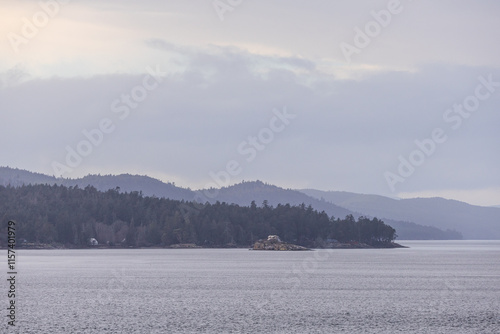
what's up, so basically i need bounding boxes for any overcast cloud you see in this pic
[1,0,499,206]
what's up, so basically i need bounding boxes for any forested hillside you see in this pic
[0,167,462,240]
[0,184,396,248]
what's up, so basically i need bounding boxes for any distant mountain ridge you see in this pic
[299,189,500,240]
[207,182,463,240]
[0,167,194,201]
[1,166,493,239]
[0,167,57,186]
[207,181,352,219]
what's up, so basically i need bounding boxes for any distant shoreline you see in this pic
[3,242,408,250]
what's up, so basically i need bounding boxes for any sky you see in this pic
[1,0,499,206]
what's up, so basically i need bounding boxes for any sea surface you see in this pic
[6,241,500,333]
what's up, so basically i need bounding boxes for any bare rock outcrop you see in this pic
[253,239,310,251]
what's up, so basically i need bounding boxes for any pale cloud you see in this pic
[3,1,500,77]
[0,0,499,207]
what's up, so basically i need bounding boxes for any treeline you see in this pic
[0,184,396,248]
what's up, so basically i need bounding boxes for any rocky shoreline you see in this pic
[324,241,407,249]
[5,240,407,250]
[252,239,311,251]
[251,239,407,251]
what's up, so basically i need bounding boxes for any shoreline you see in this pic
[3,242,408,250]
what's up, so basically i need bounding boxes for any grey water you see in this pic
[9,241,500,333]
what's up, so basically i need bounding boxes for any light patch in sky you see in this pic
[0,0,499,207]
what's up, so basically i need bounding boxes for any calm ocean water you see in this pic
[7,241,500,333]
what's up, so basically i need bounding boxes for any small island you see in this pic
[253,235,310,251]
[252,235,406,250]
